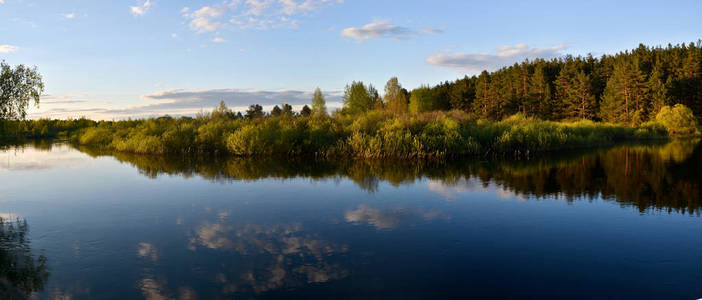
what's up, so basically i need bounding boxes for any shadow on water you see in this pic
[0,217,49,299]
[75,139,702,215]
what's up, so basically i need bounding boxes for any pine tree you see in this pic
[527,64,552,119]
[270,105,282,117]
[448,76,475,112]
[554,61,579,119]
[472,71,495,119]
[245,104,264,119]
[600,60,647,124]
[569,71,596,120]
[647,60,669,115]
[281,103,294,116]
[300,105,312,117]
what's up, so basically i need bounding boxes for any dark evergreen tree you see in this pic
[281,103,294,116]
[270,105,282,117]
[300,105,312,117]
[600,60,647,124]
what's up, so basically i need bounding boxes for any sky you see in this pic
[1,0,701,120]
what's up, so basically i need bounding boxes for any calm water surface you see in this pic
[1,141,701,299]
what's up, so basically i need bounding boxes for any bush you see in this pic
[655,104,700,136]
[62,104,672,158]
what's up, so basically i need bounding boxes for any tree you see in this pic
[342,81,379,115]
[554,61,579,119]
[270,105,282,117]
[211,101,235,119]
[245,104,264,119]
[472,71,497,119]
[311,88,327,117]
[528,63,552,118]
[384,77,408,114]
[408,86,447,114]
[0,61,44,120]
[600,60,648,124]
[281,103,294,116]
[647,61,669,114]
[300,105,312,117]
[569,71,596,120]
[448,76,476,112]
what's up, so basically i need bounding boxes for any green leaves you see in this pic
[0,61,44,120]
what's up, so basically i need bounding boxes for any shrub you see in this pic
[655,104,700,136]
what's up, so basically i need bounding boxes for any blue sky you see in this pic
[1,0,700,119]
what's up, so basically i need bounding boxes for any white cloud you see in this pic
[427,44,567,73]
[184,0,340,32]
[246,0,273,15]
[185,6,228,33]
[212,37,227,43]
[181,6,190,13]
[341,20,441,42]
[171,33,178,38]
[279,0,332,15]
[0,0,5,4]
[130,0,152,16]
[63,13,75,19]
[420,28,442,34]
[0,44,19,53]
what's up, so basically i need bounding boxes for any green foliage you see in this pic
[61,103,669,158]
[342,81,379,115]
[391,41,702,124]
[409,86,447,114]
[384,77,408,114]
[655,104,700,136]
[600,59,648,125]
[245,104,264,119]
[311,88,327,117]
[0,118,95,140]
[0,61,44,120]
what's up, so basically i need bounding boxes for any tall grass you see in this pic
[61,108,670,158]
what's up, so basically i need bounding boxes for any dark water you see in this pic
[1,140,701,299]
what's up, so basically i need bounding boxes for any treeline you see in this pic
[407,41,702,124]
[0,118,96,140]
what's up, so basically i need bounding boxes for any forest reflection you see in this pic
[0,217,49,299]
[76,140,702,214]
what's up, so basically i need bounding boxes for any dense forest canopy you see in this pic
[410,41,702,124]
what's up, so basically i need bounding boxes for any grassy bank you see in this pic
[65,109,670,158]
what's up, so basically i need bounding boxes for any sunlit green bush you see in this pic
[655,104,700,136]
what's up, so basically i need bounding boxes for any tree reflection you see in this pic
[76,140,702,214]
[0,217,49,299]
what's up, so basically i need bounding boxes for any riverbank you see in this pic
[59,111,671,158]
